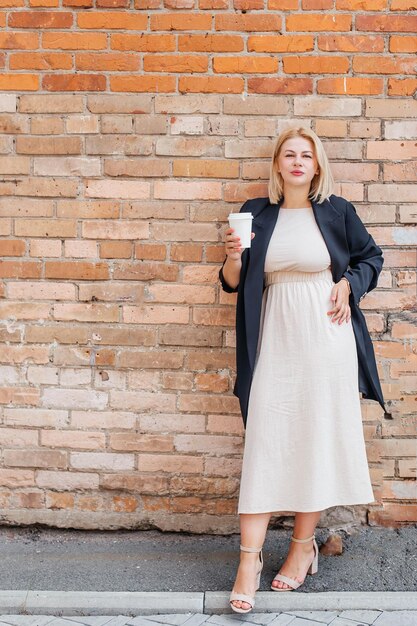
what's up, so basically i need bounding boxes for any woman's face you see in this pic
[276,136,319,191]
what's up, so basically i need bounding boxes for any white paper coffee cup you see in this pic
[228,212,253,249]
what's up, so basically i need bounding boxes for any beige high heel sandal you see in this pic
[229,545,263,613]
[271,533,318,592]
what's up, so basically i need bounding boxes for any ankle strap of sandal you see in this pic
[291,534,315,543]
[240,545,262,553]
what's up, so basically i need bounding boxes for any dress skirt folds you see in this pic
[237,207,375,514]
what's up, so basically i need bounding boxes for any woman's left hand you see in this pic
[327,279,351,324]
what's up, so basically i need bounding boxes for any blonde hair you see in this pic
[268,126,334,204]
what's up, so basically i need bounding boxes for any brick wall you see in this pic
[0,4,416,532]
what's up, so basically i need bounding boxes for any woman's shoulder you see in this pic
[241,194,355,217]
[327,195,371,233]
[237,196,271,216]
[239,196,270,209]
[326,193,352,214]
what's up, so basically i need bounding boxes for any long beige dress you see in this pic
[237,207,375,514]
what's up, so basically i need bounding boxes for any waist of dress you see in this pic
[264,267,333,286]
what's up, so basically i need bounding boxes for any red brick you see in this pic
[78,495,104,511]
[150,13,211,31]
[390,35,417,53]
[4,449,66,469]
[112,495,138,512]
[248,78,313,94]
[119,349,184,370]
[43,74,106,92]
[139,413,205,434]
[195,373,229,392]
[111,34,175,52]
[0,469,34,487]
[100,474,169,493]
[174,159,238,179]
[179,35,244,52]
[178,393,240,415]
[13,490,44,509]
[337,0,386,7]
[0,32,39,49]
[144,55,208,73]
[45,261,109,280]
[318,78,383,95]
[357,15,417,32]
[170,475,239,496]
[193,306,235,326]
[318,34,384,52]
[10,53,72,70]
[369,504,417,526]
[76,53,139,71]
[77,12,146,30]
[17,136,81,156]
[286,14,352,31]
[215,14,282,31]
[179,76,244,94]
[46,492,75,508]
[138,454,203,473]
[8,11,73,28]
[248,35,314,52]
[147,284,215,304]
[110,433,174,452]
[388,78,417,96]
[162,372,193,391]
[391,0,417,6]
[160,326,222,347]
[285,56,349,73]
[135,243,166,261]
[213,57,278,73]
[37,471,99,490]
[353,55,416,74]
[0,74,38,91]
[43,32,107,50]
[96,0,128,6]
[123,304,189,325]
[170,244,203,262]
[142,496,170,512]
[111,75,176,93]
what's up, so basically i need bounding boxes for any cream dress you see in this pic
[237,207,375,514]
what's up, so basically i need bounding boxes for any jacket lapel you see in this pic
[311,197,348,283]
[243,196,350,371]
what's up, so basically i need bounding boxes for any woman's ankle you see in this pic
[287,542,314,557]
[239,549,261,560]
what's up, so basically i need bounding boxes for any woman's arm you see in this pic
[218,200,250,293]
[219,256,242,292]
[342,201,384,307]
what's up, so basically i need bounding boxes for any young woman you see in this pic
[218,127,386,613]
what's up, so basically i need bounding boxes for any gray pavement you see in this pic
[1,610,417,625]
[1,526,416,593]
[0,525,416,622]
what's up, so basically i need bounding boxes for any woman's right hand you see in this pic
[224,227,255,261]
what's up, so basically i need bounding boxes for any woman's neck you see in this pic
[280,188,311,209]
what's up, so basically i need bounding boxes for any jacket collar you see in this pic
[252,196,343,225]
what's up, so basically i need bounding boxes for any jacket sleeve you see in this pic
[219,258,238,293]
[218,200,249,293]
[342,201,384,307]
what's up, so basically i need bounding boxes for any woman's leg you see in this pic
[231,512,271,610]
[271,510,322,589]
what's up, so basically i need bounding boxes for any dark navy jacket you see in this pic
[218,194,387,428]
